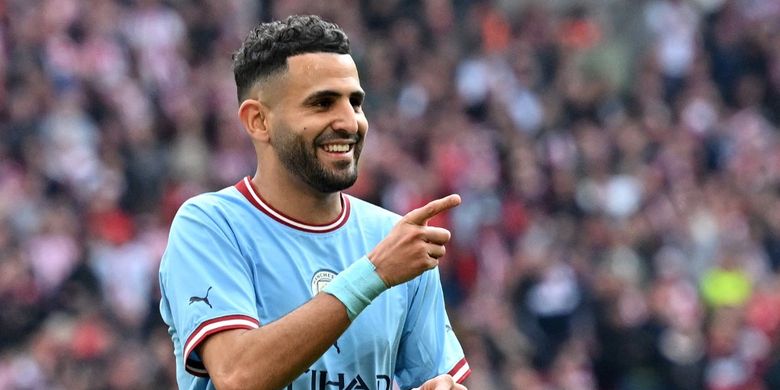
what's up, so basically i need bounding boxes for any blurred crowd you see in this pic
[1,0,780,389]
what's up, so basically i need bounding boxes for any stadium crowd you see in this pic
[1,0,780,388]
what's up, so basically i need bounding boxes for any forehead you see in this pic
[283,53,362,96]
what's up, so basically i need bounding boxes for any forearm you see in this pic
[201,293,350,390]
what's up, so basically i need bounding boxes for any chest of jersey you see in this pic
[242,224,407,390]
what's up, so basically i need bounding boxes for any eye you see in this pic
[313,98,334,110]
[350,96,364,112]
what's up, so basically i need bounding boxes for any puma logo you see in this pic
[189,287,212,309]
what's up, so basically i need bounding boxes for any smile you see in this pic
[321,144,353,153]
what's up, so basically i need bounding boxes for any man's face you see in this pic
[266,53,368,194]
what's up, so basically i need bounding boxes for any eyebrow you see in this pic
[302,89,365,105]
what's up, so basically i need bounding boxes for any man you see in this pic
[159,15,470,390]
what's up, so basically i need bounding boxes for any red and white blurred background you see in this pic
[1,0,779,389]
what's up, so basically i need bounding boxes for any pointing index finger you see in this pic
[404,194,461,226]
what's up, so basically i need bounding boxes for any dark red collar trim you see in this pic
[235,177,350,233]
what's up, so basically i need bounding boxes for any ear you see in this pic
[238,99,270,143]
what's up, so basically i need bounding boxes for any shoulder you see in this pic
[174,187,246,222]
[161,187,249,274]
[167,187,256,242]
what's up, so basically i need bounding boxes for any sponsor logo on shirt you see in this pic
[285,369,391,390]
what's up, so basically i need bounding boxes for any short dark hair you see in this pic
[232,15,351,101]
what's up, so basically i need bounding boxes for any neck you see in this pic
[251,162,343,225]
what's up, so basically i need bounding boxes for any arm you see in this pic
[199,293,348,390]
[198,195,462,390]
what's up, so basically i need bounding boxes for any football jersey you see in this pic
[159,177,471,390]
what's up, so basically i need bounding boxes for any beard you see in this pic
[270,126,363,193]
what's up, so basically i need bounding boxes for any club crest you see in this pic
[311,269,337,296]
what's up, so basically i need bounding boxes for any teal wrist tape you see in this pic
[323,256,388,321]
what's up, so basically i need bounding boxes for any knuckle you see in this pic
[444,374,455,384]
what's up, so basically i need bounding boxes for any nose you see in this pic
[331,99,360,134]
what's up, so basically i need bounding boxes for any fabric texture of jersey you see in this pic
[159,177,470,390]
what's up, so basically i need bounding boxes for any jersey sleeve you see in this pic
[394,268,471,389]
[159,199,260,377]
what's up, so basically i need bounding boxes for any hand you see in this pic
[413,374,467,390]
[368,194,461,287]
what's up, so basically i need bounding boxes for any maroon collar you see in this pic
[235,176,350,233]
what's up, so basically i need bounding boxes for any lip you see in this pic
[318,144,355,162]
[320,142,356,147]
[318,140,356,151]
[315,133,361,146]
[315,134,361,162]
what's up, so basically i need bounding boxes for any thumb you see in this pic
[403,194,461,226]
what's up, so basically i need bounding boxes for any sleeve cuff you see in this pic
[448,358,472,384]
[183,314,260,377]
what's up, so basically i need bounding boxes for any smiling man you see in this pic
[159,15,470,390]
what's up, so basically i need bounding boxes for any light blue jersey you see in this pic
[159,177,470,390]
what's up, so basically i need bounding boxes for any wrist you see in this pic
[366,252,391,287]
[323,256,389,321]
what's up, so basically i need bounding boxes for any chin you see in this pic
[304,168,357,193]
[331,175,358,191]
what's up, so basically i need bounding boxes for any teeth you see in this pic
[323,144,351,153]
